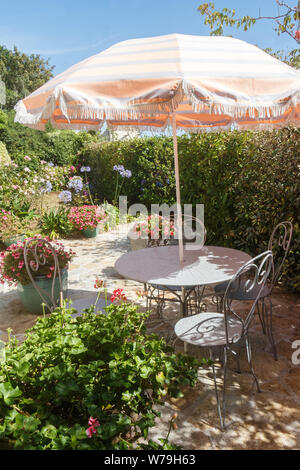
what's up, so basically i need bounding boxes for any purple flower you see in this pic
[156,181,163,187]
[68,177,83,193]
[48,162,54,167]
[41,181,53,193]
[80,166,91,173]
[59,190,72,203]
[125,170,132,178]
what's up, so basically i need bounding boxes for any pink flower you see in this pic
[86,417,100,438]
[24,155,31,161]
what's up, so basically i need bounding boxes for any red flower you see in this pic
[86,417,100,438]
[295,30,300,41]
[111,288,127,303]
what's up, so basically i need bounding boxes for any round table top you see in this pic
[115,245,252,288]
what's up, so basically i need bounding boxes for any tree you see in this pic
[197,1,300,67]
[0,45,54,110]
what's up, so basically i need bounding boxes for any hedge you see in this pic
[0,110,99,165]
[78,127,300,292]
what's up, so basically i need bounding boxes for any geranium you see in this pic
[0,236,75,286]
[132,215,177,241]
[111,288,127,303]
[86,417,100,438]
[68,205,107,231]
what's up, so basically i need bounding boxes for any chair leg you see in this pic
[209,347,227,431]
[263,297,277,361]
[245,334,261,392]
[256,299,266,334]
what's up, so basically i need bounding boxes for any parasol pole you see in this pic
[172,113,184,267]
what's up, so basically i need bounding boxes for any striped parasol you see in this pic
[15,33,300,263]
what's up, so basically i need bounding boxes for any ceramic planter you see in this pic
[3,234,26,248]
[17,269,68,315]
[82,225,100,238]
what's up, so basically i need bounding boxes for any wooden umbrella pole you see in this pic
[172,113,184,266]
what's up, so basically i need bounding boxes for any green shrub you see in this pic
[78,127,300,292]
[40,207,74,240]
[0,110,100,165]
[0,303,202,450]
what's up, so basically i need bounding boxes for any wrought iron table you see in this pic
[115,245,252,316]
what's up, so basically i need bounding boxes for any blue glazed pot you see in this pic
[17,269,68,315]
[3,234,25,247]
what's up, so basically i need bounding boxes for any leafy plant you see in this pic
[40,207,74,239]
[0,303,203,450]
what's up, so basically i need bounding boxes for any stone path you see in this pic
[0,227,299,450]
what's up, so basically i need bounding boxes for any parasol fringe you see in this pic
[14,80,300,128]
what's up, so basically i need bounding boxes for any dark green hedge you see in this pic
[78,127,300,292]
[0,110,99,165]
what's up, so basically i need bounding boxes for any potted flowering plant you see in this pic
[129,215,177,250]
[68,205,107,238]
[0,236,75,314]
[0,209,26,247]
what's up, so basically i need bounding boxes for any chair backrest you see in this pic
[223,250,273,343]
[167,214,207,250]
[268,221,293,289]
[24,238,64,313]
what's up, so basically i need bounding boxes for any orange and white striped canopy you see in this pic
[15,33,300,132]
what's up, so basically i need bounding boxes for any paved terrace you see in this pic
[0,227,299,450]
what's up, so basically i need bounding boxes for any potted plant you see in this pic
[128,215,177,251]
[68,205,107,238]
[0,209,26,247]
[0,236,75,315]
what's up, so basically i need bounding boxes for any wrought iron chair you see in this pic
[213,221,293,360]
[144,215,207,322]
[24,238,109,315]
[174,250,273,430]
[24,238,65,313]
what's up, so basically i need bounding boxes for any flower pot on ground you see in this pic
[68,205,107,238]
[17,269,69,315]
[3,234,26,248]
[0,236,75,315]
[129,215,177,250]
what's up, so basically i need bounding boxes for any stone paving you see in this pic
[0,227,300,450]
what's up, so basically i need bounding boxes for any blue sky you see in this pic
[0,0,298,76]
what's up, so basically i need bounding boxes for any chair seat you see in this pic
[174,312,243,348]
[214,279,270,301]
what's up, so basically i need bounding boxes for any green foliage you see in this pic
[0,304,202,450]
[0,45,54,110]
[78,127,300,292]
[0,141,10,166]
[0,110,100,165]
[197,1,300,48]
[40,207,74,240]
